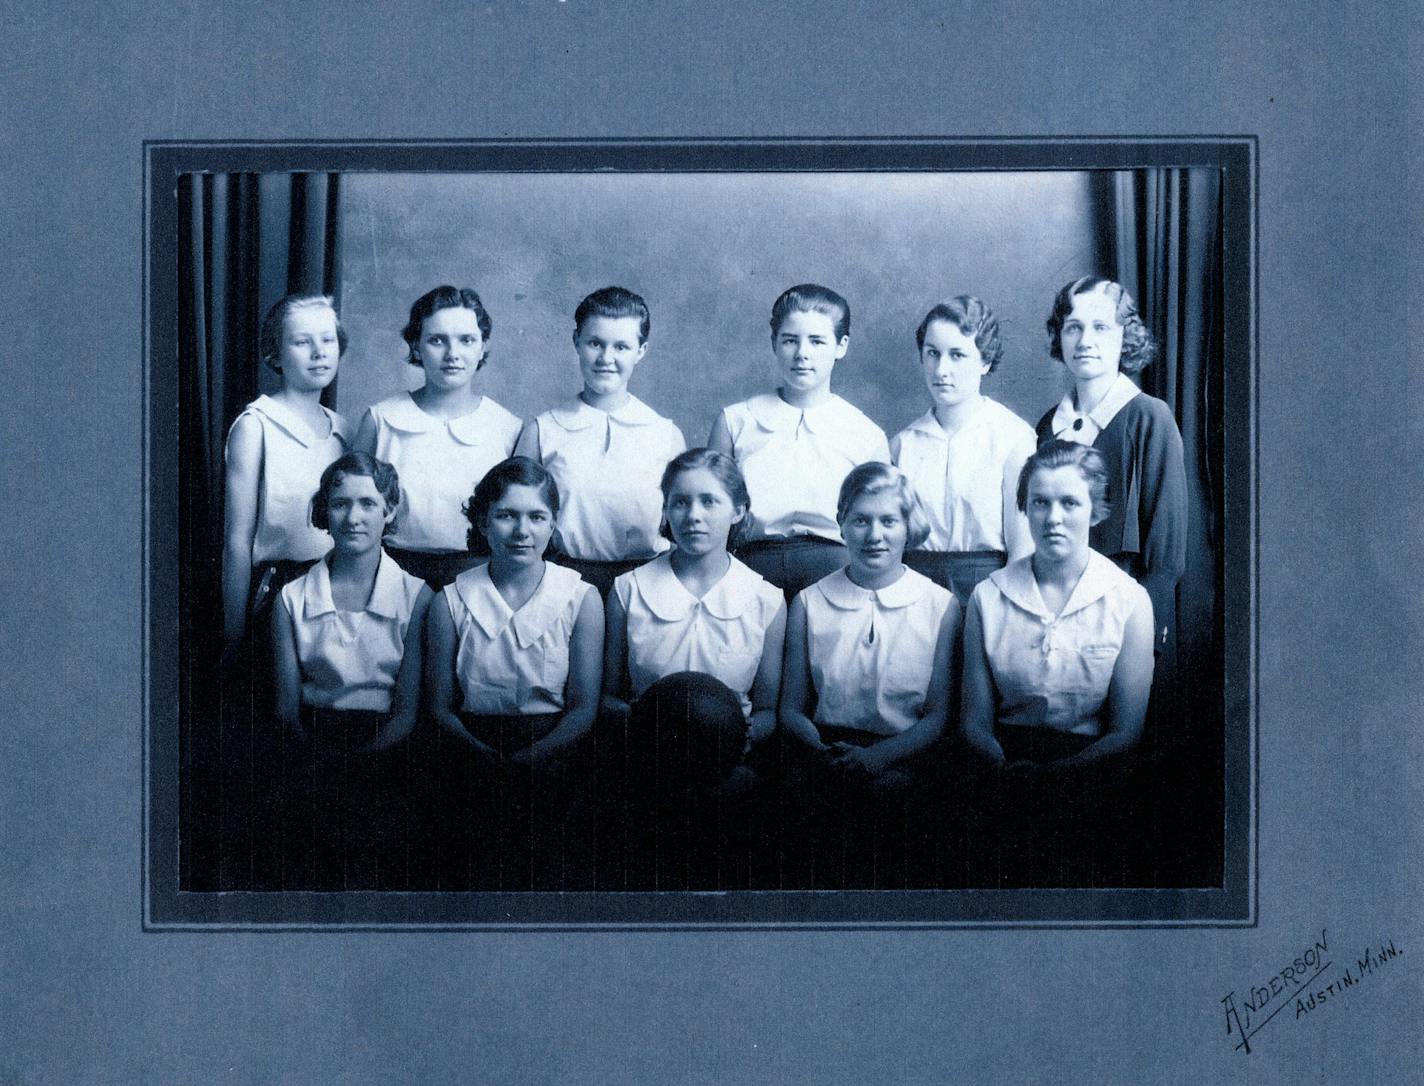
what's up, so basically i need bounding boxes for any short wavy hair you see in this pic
[915,295,1004,372]
[259,294,347,373]
[1045,276,1157,374]
[310,452,402,535]
[574,285,651,344]
[1015,440,1111,524]
[462,456,561,557]
[769,283,851,342]
[835,462,933,550]
[401,285,494,369]
[658,447,753,551]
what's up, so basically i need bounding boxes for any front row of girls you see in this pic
[269,438,1155,884]
[226,276,1185,694]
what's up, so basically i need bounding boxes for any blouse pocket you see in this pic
[538,641,572,700]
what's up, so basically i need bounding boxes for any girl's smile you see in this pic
[1059,288,1125,384]
[773,309,848,395]
[664,466,744,557]
[841,490,908,582]
[416,306,486,391]
[575,315,647,401]
[326,473,394,556]
[279,307,341,393]
[485,484,555,565]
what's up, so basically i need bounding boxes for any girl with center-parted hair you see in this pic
[599,448,787,889]
[958,440,1155,881]
[892,296,1037,607]
[424,456,604,890]
[355,285,523,589]
[271,452,433,889]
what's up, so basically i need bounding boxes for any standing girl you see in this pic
[892,297,1037,607]
[223,293,352,655]
[356,285,523,588]
[425,457,604,889]
[708,284,890,600]
[271,452,432,889]
[515,286,686,597]
[1036,276,1187,657]
[601,449,787,888]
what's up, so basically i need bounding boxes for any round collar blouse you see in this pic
[363,392,522,553]
[535,394,686,561]
[613,552,784,718]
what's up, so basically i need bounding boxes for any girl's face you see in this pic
[664,467,744,557]
[326,473,394,557]
[841,489,908,576]
[574,315,647,399]
[484,484,556,566]
[920,319,990,410]
[1025,465,1095,563]
[415,306,486,392]
[772,309,848,395]
[1059,288,1125,385]
[278,307,341,393]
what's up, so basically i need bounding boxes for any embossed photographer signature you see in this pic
[1219,928,1404,1054]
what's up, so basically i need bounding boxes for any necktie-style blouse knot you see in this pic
[453,562,586,649]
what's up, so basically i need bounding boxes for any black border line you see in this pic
[144,137,1258,930]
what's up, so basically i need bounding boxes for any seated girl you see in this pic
[958,440,1155,882]
[424,457,604,890]
[271,452,432,889]
[780,462,959,789]
[600,448,787,889]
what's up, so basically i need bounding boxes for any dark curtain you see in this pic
[1109,167,1225,882]
[178,173,342,889]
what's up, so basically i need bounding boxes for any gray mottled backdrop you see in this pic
[2,0,1419,1083]
[337,171,1095,441]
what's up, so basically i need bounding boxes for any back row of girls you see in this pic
[225,278,1186,644]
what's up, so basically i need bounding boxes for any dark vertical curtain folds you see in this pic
[177,172,341,888]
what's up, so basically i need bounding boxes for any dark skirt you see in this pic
[276,706,416,891]
[735,535,848,602]
[432,711,592,891]
[385,546,482,590]
[547,553,648,599]
[902,549,1006,608]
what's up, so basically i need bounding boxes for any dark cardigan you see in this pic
[1036,392,1188,652]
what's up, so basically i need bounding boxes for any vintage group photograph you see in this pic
[145,140,1254,926]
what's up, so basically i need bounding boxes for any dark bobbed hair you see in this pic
[462,456,560,557]
[311,452,402,535]
[769,283,851,342]
[1015,440,1111,524]
[259,294,347,373]
[835,462,933,550]
[915,295,1004,372]
[401,285,494,369]
[658,447,753,551]
[574,285,651,344]
[1045,276,1157,374]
